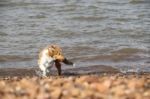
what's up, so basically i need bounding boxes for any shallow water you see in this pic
[0,0,150,72]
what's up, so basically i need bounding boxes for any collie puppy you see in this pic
[38,44,74,76]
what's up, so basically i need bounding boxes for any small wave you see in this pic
[0,32,8,36]
[28,14,47,19]
[114,17,138,22]
[0,55,34,62]
[129,0,150,4]
[72,48,145,62]
[120,68,140,73]
[111,48,142,55]
[73,54,140,63]
[71,16,108,21]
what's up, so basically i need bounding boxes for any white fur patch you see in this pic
[38,49,55,76]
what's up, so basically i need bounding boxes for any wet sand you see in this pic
[0,65,119,77]
[0,66,149,99]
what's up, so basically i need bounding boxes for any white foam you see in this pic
[73,63,76,67]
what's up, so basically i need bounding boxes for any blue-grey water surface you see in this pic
[0,0,150,73]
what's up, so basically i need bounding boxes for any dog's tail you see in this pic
[63,58,75,67]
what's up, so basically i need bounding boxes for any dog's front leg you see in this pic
[55,61,61,76]
[39,64,47,77]
[41,68,47,77]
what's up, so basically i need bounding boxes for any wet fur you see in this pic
[38,45,73,76]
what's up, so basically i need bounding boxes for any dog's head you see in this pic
[48,45,65,62]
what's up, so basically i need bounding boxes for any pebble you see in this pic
[0,74,149,99]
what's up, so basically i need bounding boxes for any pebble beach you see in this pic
[0,0,150,98]
[0,67,149,99]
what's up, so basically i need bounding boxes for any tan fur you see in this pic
[38,44,73,76]
[38,45,65,65]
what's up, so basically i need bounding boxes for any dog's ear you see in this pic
[51,45,56,49]
[52,45,64,56]
[47,48,54,57]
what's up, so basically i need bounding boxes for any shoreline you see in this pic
[0,65,149,77]
[0,65,120,77]
[0,66,149,99]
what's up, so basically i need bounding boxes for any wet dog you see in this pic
[38,44,74,76]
